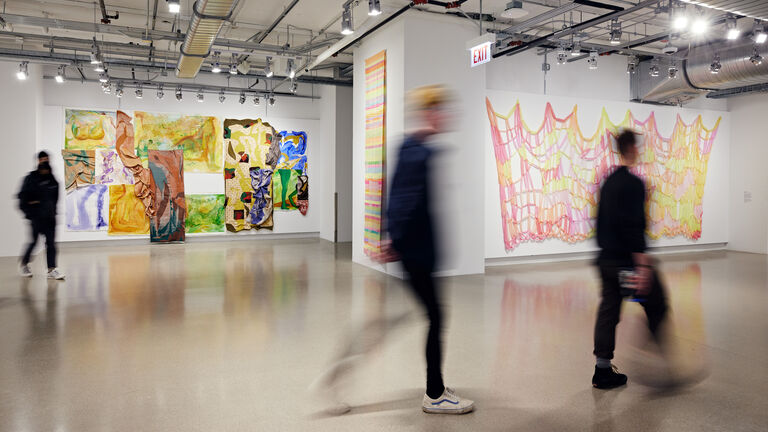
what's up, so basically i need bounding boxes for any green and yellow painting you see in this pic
[273,169,301,210]
[186,194,226,233]
[65,109,116,150]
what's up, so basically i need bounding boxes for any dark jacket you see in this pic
[18,170,59,221]
[596,166,647,265]
[387,134,436,271]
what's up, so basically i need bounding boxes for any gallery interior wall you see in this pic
[38,79,345,244]
[351,12,486,276]
[728,92,768,254]
[0,62,43,257]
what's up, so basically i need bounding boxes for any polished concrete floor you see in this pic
[0,239,766,431]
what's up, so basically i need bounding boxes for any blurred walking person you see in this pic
[18,151,65,280]
[385,85,474,414]
[592,130,667,389]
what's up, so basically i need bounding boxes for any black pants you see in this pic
[21,218,57,269]
[594,265,668,360]
[402,260,444,399]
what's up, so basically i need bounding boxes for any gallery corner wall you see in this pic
[352,12,486,277]
[728,92,768,254]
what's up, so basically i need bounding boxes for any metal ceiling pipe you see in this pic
[176,0,238,78]
[685,40,768,90]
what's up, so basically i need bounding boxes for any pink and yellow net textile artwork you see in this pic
[364,50,386,257]
[485,98,721,251]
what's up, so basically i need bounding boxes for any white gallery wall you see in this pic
[352,12,486,276]
[0,62,43,257]
[484,90,730,259]
[728,92,768,254]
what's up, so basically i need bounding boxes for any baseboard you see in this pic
[485,242,728,267]
[58,232,321,249]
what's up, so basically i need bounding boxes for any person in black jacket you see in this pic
[18,151,65,280]
[592,130,667,389]
[385,85,473,414]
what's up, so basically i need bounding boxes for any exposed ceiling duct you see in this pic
[632,39,768,104]
[176,0,238,79]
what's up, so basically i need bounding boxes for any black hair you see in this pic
[616,130,637,157]
[38,151,49,160]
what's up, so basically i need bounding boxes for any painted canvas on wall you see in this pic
[276,131,308,171]
[223,118,279,231]
[62,149,96,192]
[485,98,721,251]
[297,173,308,216]
[65,184,108,231]
[96,149,134,185]
[186,194,226,233]
[273,169,301,210]
[116,111,155,217]
[363,49,386,257]
[64,109,116,150]
[108,184,149,235]
[134,111,223,173]
[148,149,186,242]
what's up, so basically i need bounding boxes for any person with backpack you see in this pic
[18,151,65,280]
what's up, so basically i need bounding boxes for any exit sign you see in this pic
[470,43,491,67]
[466,33,496,68]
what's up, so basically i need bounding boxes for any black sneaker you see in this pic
[592,365,628,389]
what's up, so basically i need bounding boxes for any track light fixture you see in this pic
[341,4,354,35]
[102,81,111,94]
[98,72,109,83]
[649,58,660,77]
[626,56,638,74]
[264,57,273,77]
[290,80,298,94]
[609,19,622,45]
[691,12,708,36]
[571,42,582,56]
[726,17,740,40]
[368,0,381,16]
[239,91,246,104]
[16,62,28,80]
[268,95,276,107]
[135,84,143,99]
[750,47,763,66]
[167,0,180,14]
[55,65,65,83]
[175,85,183,101]
[668,64,678,79]
[671,3,688,31]
[587,50,598,70]
[197,89,204,102]
[157,83,164,99]
[211,51,221,73]
[229,54,238,75]
[90,42,102,65]
[287,59,296,79]
[218,90,226,103]
[753,20,767,44]
[115,82,124,98]
[253,95,260,106]
[709,54,721,74]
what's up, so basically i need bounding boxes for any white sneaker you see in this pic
[47,268,65,280]
[19,264,32,278]
[422,387,474,414]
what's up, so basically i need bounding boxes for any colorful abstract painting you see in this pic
[65,184,108,231]
[64,109,116,150]
[297,173,308,216]
[223,118,279,231]
[148,150,186,242]
[116,111,154,217]
[186,194,225,233]
[485,98,721,251]
[364,50,386,257]
[62,149,96,192]
[273,169,301,210]
[108,184,149,235]
[134,111,223,173]
[276,131,308,172]
[96,149,134,185]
